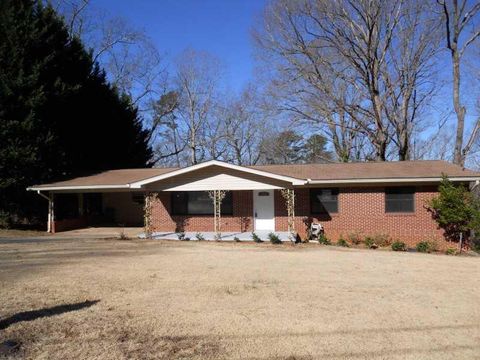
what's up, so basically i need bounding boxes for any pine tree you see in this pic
[0,0,152,225]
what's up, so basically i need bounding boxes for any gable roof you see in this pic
[249,160,480,181]
[27,160,480,191]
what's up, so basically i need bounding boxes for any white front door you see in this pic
[253,190,275,231]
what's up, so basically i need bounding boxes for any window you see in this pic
[385,187,415,213]
[171,191,233,215]
[131,193,145,206]
[310,188,339,214]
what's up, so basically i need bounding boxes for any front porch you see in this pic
[141,231,294,242]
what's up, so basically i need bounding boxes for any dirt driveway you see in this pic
[0,237,479,359]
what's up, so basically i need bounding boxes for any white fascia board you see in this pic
[129,160,305,188]
[306,177,480,185]
[27,184,131,191]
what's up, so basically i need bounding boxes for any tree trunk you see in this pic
[452,49,466,165]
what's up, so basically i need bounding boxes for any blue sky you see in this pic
[96,0,266,91]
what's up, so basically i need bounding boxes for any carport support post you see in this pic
[48,192,54,233]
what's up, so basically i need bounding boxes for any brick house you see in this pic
[28,160,480,248]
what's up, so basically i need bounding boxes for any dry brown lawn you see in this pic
[0,237,479,359]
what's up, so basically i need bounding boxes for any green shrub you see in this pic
[0,211,12,229]
[268,232,282,244]
[445,248,457,255]
[195,232,205,241]
[233,236,240,242]
[252,232,262,243]
[364,236,378,249]
[472,238,480,253]
[318,233,331,245]
[391,241,407,251]
[347,232,363,245]
[337,238,349,247]
[416,241,433,253]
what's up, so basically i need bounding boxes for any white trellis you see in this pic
[280,188,296,242]
[144,192,158,239]
[208,190,227,240]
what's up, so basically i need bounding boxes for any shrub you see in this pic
[233,236,240,242]
[347,232,363,245]
[118,231,129,240]
[428,176,480,247]
[0,211,12,229]
[317,233,331,245]
[268,232,282,244]
[372,233,392,247]
[363,236,375,249]
[416,241,433,253]
[445,248,457,255]
[391,241,407,251]
[337,238,349,247]
[195,232,205,241]
[252,232,262,243]
[472,238,480,254]
[178,232,189,241]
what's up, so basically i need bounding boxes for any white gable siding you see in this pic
[144,166,290,191]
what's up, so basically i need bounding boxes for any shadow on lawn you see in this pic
[0,300,100,330]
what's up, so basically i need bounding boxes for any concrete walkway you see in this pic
[143,231,295,242]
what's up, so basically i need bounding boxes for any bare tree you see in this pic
[221,87,270,165]
[438,0,480,165]
[173,49,222,165]
[255,0,439,161]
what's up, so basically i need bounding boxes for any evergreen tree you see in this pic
[0,0,152,225]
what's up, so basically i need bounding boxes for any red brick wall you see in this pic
[150,190,253,233]
[150,186,451,248]
[275,186,448,249]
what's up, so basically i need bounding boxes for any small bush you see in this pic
[268,232,282,244]
[347,232,363,245]
[317,233,331,245]
[195,232,205,241]
[0,211,12,229]
[472,238,480,254]
[252,232,262,243]
[337,237,349,247]
[118,231,129,240]
[416,241,433,253]
[233,236,240,242]
[445,248,457,255]
[177,232,187,241]
[364,236,378,249]
[372,233,392,247]
[391,241,407,251]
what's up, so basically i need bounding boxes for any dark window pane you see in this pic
[222,192,233,215]
[171,192,188,215]
[385,187,415,212]
[310,188,339,214]
[188,192,214,214]
[171,191,233,215]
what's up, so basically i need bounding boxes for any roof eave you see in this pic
[306,176,480,185]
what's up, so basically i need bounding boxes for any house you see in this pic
[27,160,480,248]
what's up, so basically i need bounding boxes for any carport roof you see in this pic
[27,160,480,191]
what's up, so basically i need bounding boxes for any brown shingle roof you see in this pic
[31,168,178,188]
[249,160,480,180]
[29,160,479,189]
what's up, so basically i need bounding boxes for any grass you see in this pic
[0,237,479,359]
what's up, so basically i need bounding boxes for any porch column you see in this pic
[280,188,296,242]
[47,193,55,233]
